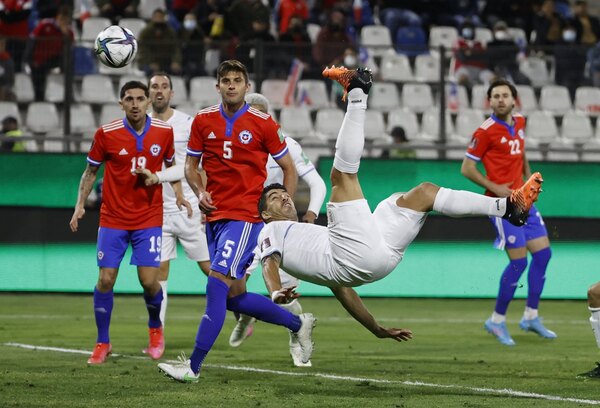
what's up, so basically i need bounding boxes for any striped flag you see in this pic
[447,80,459,112]
[284,58,304,106]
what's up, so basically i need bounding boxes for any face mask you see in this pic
[494,30,508,40]
[344,55,357,67]
[461,28,473,40]
[563,30,576,42]
[184,20,197,30]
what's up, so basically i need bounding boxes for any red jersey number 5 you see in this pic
[223,141,232,159]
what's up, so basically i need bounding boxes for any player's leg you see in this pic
[158,214,177,328]
[132,226,165,359]
[580,281,600,377]
[229,254,259,347]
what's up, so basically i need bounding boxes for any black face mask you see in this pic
[330,23,343,32]
[154,22,167,29]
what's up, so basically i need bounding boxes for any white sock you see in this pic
[523,307,538,320]
[280,299,303,315]
[159,280,167,328]
[433,187,507,217]
[491,311,506,324]
[590,308,600,349]
[333,88,367,174]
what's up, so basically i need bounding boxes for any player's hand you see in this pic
[69,207,85,232]
[271,286,300,304]
[375,326,413,342]
[302,211,318,223]
[176,196,193,218]
[134,168,159,186]
[490,183,512,198]
[198,190,217,214]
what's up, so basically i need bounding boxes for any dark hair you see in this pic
[217,60,249,84]
[2,116,18,127]
[487,78,517,99]
[120,81,149,99]
[258,183,286,217]
[148,72,173,90]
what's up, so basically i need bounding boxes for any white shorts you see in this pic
[327,195,427,284]
[161,210,210,262]
[246,252,300,289]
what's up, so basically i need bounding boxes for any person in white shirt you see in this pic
[257,66,543,343]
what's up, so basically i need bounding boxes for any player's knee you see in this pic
[588,282,600,303]
[97,275,116,291]
[410,182,440,203]
[532,247,552,265]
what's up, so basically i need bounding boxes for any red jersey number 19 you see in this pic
[130,156,147,172]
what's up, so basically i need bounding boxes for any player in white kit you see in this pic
[228,93,327,366]
[139,73,211,332]
[256,66,544,342]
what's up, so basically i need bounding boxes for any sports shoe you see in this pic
[578,362,600,378]
[289,335,312,367]
[519,317,557,339]
[503,172,544,226]
[143,327,165,359]
[290,313,316,364]
[484,318,516,346]
[87,342,112,364]
[322,66,373,101]
[229,315,256,347]
[158,353,199,383]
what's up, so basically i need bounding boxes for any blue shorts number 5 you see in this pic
[97,226,162,268]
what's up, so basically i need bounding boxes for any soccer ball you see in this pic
[94,25,138,68]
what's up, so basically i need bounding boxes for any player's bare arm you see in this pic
[330,286,413,342]
[261,253,299,303]
[461,157,512,197]
[275,153,298,198]
[185,154,216,213]
[69,164,99,232]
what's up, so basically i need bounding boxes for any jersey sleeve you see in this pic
[287,137,315,177]
[263,117,288,160]
[164,128,175,164]
[86,127,106,167]
[465,127,490,161]
[258,222,285,260]
[186,115,204,157]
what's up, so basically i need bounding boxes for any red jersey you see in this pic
[465,113,527,197]
[87,116,175,229]
[0,0,32,38]
[187,104,288,223]
[30,18,75,67]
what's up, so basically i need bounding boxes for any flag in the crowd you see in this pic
[284,58,304,106]
[353,0,362,25]
[296,88,312,106]
[447,80,460,112]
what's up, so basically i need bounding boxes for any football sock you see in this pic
[433,187,507,217]
[333,88,367,174]
[523,306,538,320]
[159,280,167,327]
[227,292,302,332]
[490,311,506,324]
[144,288,163,329]
[526,247,551,310]
[93,287,113,344]
[191,276,229,374]
[280,299,303,315]
[494,257,528,315]
[589,308,600,348]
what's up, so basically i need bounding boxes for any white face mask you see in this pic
[461,28,473,39]
[184,20,197,31]
[344,54,357,67]
[563,30,576,42]
[494,30,508,40]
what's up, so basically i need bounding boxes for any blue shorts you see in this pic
[489,205,548,250]
[97,226,163,268]
[206,220,263,279]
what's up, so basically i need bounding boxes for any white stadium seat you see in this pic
[138,0,167,20]
[402,83,433,114]
[99,103,124,125]
[81,74,116,104]
[453,109,485,144]
[539,85,572,116]
[420,107,454,141]
[574,86,600,116]
[260,79,289,110]
[0,101,22,124]
[561,110,593,144]
[297,80,330,110]
[380,53,413,83]
[44,73,65,103]
[471,84,491,112]
[475,27,493,45]
[170,75,189,106]
[429,26,459,49]
[515,85,537,114]
[189,76,220,108]
[445,83,469,112]
[279,106,314,140]
[69,103,97,134]
[414,54,440,82]
[14,73,35,103]
[26,102,60,134]
[519,57,550,88]
[387,108,420,140]
[525,110,559,143]
[369,82,401,112]
[360,25,393,57]
[119,18,146,38]
[314,108,344,141]
[81,17,111,44]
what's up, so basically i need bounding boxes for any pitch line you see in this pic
[3,342,599,405]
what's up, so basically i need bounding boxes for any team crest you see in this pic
[239,130,253,144]
[150,144,161,156]
[97,251,104,260]
[518,129,524,139]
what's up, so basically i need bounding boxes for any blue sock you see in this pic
[227,292,302,332]
[144,288,163,329]
[527,247,552,310]
[494,258,528,315]
[190,276,229,374]
[93,287,113,344]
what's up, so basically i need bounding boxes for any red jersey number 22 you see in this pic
[508,139,522,155]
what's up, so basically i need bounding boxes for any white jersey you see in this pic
[265,136,316,186]
[163,109,198,214]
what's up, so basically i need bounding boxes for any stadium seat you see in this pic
[475,27,493,45]
[561,110,593,144]
[547,138,579,162]
[119,18,147,38]
[445,83,469,113]
[297,80,330,110]
[471,84,491,112]
[279,106,314,140]
[581,139,600,162]
[170,75,188,106]
[14,73,35,103]
[360,25,393,57]
[98,60,138,75]
[73,46,98,76]
[81,74,117,104]
[525,110,559,144]
[69,103,97,135]
[428,26,459,50]
[0,101,22,123]
[26,102,60,134]
[574,86,600,116]
[118,74,147,92]
[395,25,428,56]
[138,0,167,20]
[402,83,433,114]
[364,110,387,141]
[539,85,572,116]
[414,54,440,82]
[260,79,289,110]
[508,27,527,45]
[175,103,198,117]
[387,108,420,140]
[453,109,485,144]
[189,76,220,108]
[525,138,544,161]
[380,53,413,82]
[515,85,537,114]
[43,131,67,152]
[409,139,439,159]
[420,107,454,141]
[99,103,124,125]
[369,82,401,112]
[519,57,550,88]
[314,108,345,141]
[81,17,111,44]
[44,73,65,103]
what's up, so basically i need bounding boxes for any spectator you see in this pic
[0,116,24,152]
[226,0,270,38]
[276,0,309,35]
[436,0,482,28]
[97,0,139,24]
[197,0,228,39]
[137,9,182,76]
[555,22,588,99]
[571,0,600,46]
[587,39,600,87]
[0,37,15,101]
[481,0,535,34]
[486,21,531,85]
[380,127,416,159]
[313,9,354,69]
[452,20,494,90]
[532,0,565,47]
[236,18,277,74]
[179,12,206,78]
[172,0,199,23]
[26,5,74,101]
[0,0,33,72]
[279,15,315,75]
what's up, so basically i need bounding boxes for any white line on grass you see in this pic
[3,342,599,405]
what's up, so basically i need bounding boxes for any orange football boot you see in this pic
[87,342,112,365]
